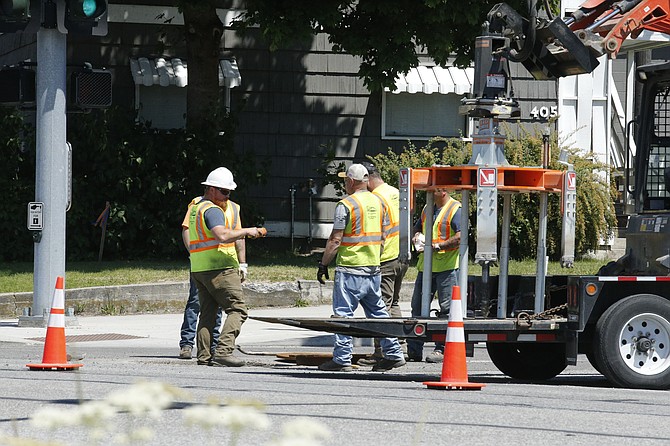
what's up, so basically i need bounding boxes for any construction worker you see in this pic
[407,189,462,363]
[316,163,406,372]
[178,196,222,360]
[357,161,409,365]
[188,167,265,367]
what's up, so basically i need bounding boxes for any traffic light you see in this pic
[0,0,40,33]
[57,0,107,36]
[0,66,36,105]
[70,65,112,108]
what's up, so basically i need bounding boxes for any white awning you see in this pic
[386,66,474,95]
[129,57,241,88]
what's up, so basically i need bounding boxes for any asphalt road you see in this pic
[1,309,669,446]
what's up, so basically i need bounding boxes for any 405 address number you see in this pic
[530,106,558,120]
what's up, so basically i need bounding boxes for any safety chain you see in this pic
[516,303,568,327]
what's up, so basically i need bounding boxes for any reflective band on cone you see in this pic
[26,277,83,371]
[423,285,484,390]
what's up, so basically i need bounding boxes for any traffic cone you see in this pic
[423,285,484,390]
[26,277,83,371]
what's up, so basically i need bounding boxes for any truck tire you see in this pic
[486,342,567,381]
[593,294,670,390]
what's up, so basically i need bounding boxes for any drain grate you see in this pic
[27,333,147,342]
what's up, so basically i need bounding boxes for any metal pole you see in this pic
[534,193,549,313]
[458,190,469,317]
[498,193,512,318]
[29,29,68,325]
[421,192,434,317]
[289,185,296,252]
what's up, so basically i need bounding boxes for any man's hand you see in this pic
[247,227,268,239]
[238,263,248,282]
[317,262,329,284]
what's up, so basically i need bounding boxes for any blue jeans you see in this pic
[180,276,222,353]
[408,269,459,356]
[331,270,404,366]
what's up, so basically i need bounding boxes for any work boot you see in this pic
[318,359,352,372]
[371,357,406,372]
[357,355,382,366]
[425,350,444,363]
[179,345,192,360]
[210,355,245,367]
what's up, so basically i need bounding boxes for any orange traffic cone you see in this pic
[26,277,83,371]
[423,285,484,390]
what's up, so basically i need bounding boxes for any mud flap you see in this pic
[566,330,578,366]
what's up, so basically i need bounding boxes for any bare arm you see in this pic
[210,225,262,244]
[234,238,246,264]
[320,229,344,266]
[434,231,460,251]
[181,227,190,251]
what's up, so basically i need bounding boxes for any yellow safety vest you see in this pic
[417,197,460,273]
[188,199,241,272]
[336,191,384,267]
[372,182,400,263]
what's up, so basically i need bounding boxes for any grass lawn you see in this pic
[0,252,606,293]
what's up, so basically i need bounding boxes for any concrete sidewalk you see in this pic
[0,304,337,349]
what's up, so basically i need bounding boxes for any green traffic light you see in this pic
[82,0,95,17]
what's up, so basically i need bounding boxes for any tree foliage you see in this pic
[235,0,534,91]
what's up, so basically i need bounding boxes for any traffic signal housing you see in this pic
[0,0,40,33]
[0,66,36,105]
[57,0,108,36]
[70,65,112,108]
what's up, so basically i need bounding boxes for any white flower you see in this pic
[183,404,270,432]
[280,417,331,441]
[218,405,270,431]
[30,407,80,429]
[76,400,117,427]
[183,405,225,429]
[106,381,183,417]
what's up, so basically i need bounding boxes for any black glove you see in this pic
[317,262,330,284]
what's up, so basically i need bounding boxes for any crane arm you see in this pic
[488,0,670,80]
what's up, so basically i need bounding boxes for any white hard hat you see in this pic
[201,167,237,190]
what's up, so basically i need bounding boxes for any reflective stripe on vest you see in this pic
[373,183,400,262]
[417,198,460,272]
[219,201,241,261]
[189,200,240,272]
[337,191,383,267]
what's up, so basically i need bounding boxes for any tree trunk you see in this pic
[181,2,224,134]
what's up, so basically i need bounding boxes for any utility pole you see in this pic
[6,0,110,326]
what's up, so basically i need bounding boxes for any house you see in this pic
[0,0,665,245]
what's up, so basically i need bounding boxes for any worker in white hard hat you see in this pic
[187,167,266,367]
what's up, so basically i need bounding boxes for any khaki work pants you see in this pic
[192,268,248,362]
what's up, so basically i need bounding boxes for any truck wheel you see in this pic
[486,342,567,381]
[584,350,603,374]
[593,294,670,389]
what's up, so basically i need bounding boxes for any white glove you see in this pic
[413,233,425,252]
[238,263,248,282]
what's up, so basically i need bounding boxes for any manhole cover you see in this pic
[27,333,146,342]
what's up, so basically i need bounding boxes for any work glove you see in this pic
[238,263,248,282]
[317,262,329,284]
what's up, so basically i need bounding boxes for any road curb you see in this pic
[0,280,415,318]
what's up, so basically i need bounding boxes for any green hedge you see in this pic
[0,106,266,262]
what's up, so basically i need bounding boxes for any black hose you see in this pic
[508,0,537,62]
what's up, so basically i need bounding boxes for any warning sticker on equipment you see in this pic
[478,168,496,187]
